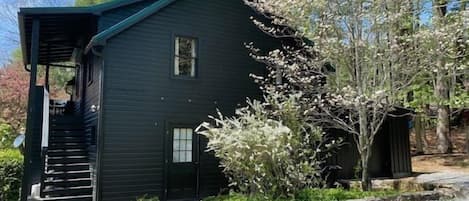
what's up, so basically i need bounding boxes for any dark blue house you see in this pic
[18,0,412,201]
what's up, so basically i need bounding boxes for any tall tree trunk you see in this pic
[434,0,453,154]
[415,113,426,154]
[436,71,452,153]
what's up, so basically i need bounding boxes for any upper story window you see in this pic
[174,37,197,77]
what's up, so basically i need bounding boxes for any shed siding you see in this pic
[99,0,274,200]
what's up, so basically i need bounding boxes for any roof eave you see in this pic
[85,0,177,52]
[18,13,28,65]
[18,0,149,16]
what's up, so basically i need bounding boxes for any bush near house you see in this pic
[136,195,160,201]
[0,149,23,201]
[197,93,341,197]
[204,189,399,201]
[0,123,15,149]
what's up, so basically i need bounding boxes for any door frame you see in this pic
[163,121,200,200]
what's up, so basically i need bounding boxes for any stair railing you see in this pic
[39,88,50,198]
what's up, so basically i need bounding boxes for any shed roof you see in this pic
[19,0,150,65]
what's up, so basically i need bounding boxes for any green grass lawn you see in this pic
[204,188,400,201]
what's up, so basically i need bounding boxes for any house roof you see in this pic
[85,0,177,52]
[18,0,151,65]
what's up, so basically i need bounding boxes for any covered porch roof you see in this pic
[19,12,97,65]
[18,0,150,65]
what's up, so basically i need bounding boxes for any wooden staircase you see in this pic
[40,115,93,201]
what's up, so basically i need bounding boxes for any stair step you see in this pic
[51,124,84,130]
[43,178,92,188]
[48,156,88,164]
[48,148,87,153]
[47,152,87,158]
[47,163,90,172]
[48,144,87,150]
[40,195,92,201]
[43,186,92,197]
[45,170,90,180]
[51,116,82,121]
[48,138,86,144]
[50,130,84,136]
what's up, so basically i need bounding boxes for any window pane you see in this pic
[173,151,179,162]
[186,140,192,151]
[174,128,180,139]
[173,140,179,151]
[186,151,192,162]
[187,130,193,140]
[178,37,194,58]
[179,151,187,162]
[178,57,193,76]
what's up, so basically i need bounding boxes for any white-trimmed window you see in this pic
[172,128,193,163]
[174,37,197,77]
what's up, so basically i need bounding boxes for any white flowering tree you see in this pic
[197,92,341,197]
[241,0,467,190]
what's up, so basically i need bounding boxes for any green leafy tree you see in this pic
[75,0,112,6]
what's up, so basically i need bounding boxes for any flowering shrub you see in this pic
[197,93,340,197]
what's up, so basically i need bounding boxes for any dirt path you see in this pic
[413,153,469,174]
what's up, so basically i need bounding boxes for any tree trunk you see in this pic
[360,148,372,191]
[465,119,469,155]
[415,113,425,154]
[436,71,453,153]
[358,108,372,191]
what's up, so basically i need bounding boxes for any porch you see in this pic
[19,10,97,201]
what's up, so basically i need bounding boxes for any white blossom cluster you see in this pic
[197,93,341,197]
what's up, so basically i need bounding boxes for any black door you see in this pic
[166,127,198,200]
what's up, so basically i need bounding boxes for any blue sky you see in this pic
[0,0,74,66]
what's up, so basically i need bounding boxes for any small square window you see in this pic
[172,128,193,163]
[174,37,197,77]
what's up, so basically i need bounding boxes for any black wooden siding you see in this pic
[82,55,102,197]
[98,0,275,200]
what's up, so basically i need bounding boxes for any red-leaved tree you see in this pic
[0,62,29,133]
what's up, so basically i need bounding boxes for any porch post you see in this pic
[45,45,50,90]
[21,18,40,201]
[45,64,50,90]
